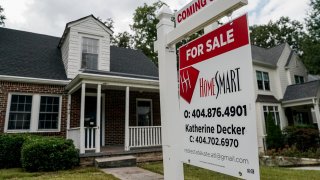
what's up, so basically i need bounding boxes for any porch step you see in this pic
[95,155,137,168]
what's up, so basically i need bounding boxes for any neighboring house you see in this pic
[252,43,320,152]
[0,15,161,154]
[0,15,319,155]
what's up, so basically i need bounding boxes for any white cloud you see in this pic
[0,0,311,37]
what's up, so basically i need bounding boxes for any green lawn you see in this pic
[139,162,320,180]
[0,167,118,180]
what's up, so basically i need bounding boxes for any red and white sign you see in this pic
[179,14,260,179]
[175,0,248,27]
[175,0,214,25]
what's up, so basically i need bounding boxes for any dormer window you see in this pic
[81,37,99,70]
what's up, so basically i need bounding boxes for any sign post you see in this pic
[156,1,259,179]
[155,6,184,180]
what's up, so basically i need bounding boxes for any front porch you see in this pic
[65,73,162,154]
[283,98,320,129]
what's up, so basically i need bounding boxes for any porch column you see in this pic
[124,86,130,151]
[95,83,102,153]
[80,83,86,154]
[314,98,320,132]
[66,94,71,138]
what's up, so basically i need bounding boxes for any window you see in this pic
[81,37,99,70]
[263,106,280,130]
[38,96,60,129]
[6,94,61,132]
[256,71,270,90]
[294,75,304,84]
[8,95,32,130]
[136,100,153,126]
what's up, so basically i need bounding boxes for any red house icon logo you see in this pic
[179,66,199,104]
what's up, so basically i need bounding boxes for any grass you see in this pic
[139,162,320,180]
[0,167,118,180]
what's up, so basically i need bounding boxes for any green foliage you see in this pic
[21,137,79,172]
[97,17,114,31]
[250,17,305,53]
[283,126,319,151]
[112,31,133,48]
[267,145,320,159]
[302,0,320,74]
[266,113,284,150]
[0,5,5,27]
[0,134,27,168]
[131,1,165,66]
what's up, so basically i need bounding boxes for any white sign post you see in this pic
[155,0,259,179]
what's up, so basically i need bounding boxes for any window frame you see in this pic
[256,70,270,91]
[294,75,304,84]
[81,36,100,70]
[263,105,281,133]
[6,94,33,131]
[5,93,62,133]
[136,98,153,127]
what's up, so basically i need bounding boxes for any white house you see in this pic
[0,15,319,155]
[252,43,320,152]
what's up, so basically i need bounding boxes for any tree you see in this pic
[97,17,114,31]
[302,0,320,74]
[250,17,305,53]
[0,5,6,27]
[266,113,284,150]
[112,31,133,48]
[131,1,165,66]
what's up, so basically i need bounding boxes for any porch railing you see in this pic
[67,128,80,149]
[85,127,97,150]
[129,126,162,148]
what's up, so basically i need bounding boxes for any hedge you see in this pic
[0,134,27,168]
[21,137,79,172]
[283,126,320,151]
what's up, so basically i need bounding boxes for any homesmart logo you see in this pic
[179,67,242,104]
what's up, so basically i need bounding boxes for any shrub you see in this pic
[267,145,320,159]
[0,134,31,168]
[266,113,284,150]
[21,137,79,172]
[283,126,319,151]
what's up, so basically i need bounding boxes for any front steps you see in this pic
[95,155,137,168]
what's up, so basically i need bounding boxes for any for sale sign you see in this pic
[179,14,260,179]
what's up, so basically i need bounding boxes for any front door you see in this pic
[85,95,104,148]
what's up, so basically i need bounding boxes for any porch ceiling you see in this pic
[66,73,159,94]
[282,97,316,108]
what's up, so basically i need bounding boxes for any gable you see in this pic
[69,16,113,36]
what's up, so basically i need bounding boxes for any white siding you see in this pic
[255,102,266,153]
[276,44,291,97]
[252,65,281,99]
[61,17,111,79]
[287,54,308,85]
[61,33,70,74]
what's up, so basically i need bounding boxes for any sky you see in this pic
[1,0,310,37]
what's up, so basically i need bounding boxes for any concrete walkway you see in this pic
[291,166,320,170]
[101,167,164,180]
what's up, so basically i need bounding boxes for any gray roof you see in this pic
[308,74,320,82]
[0,28,68,80]
[0,28,158,81]
[283,80,320,101]
[251,44,286,66]
[256,95,280,103]
[110,46,158,78]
